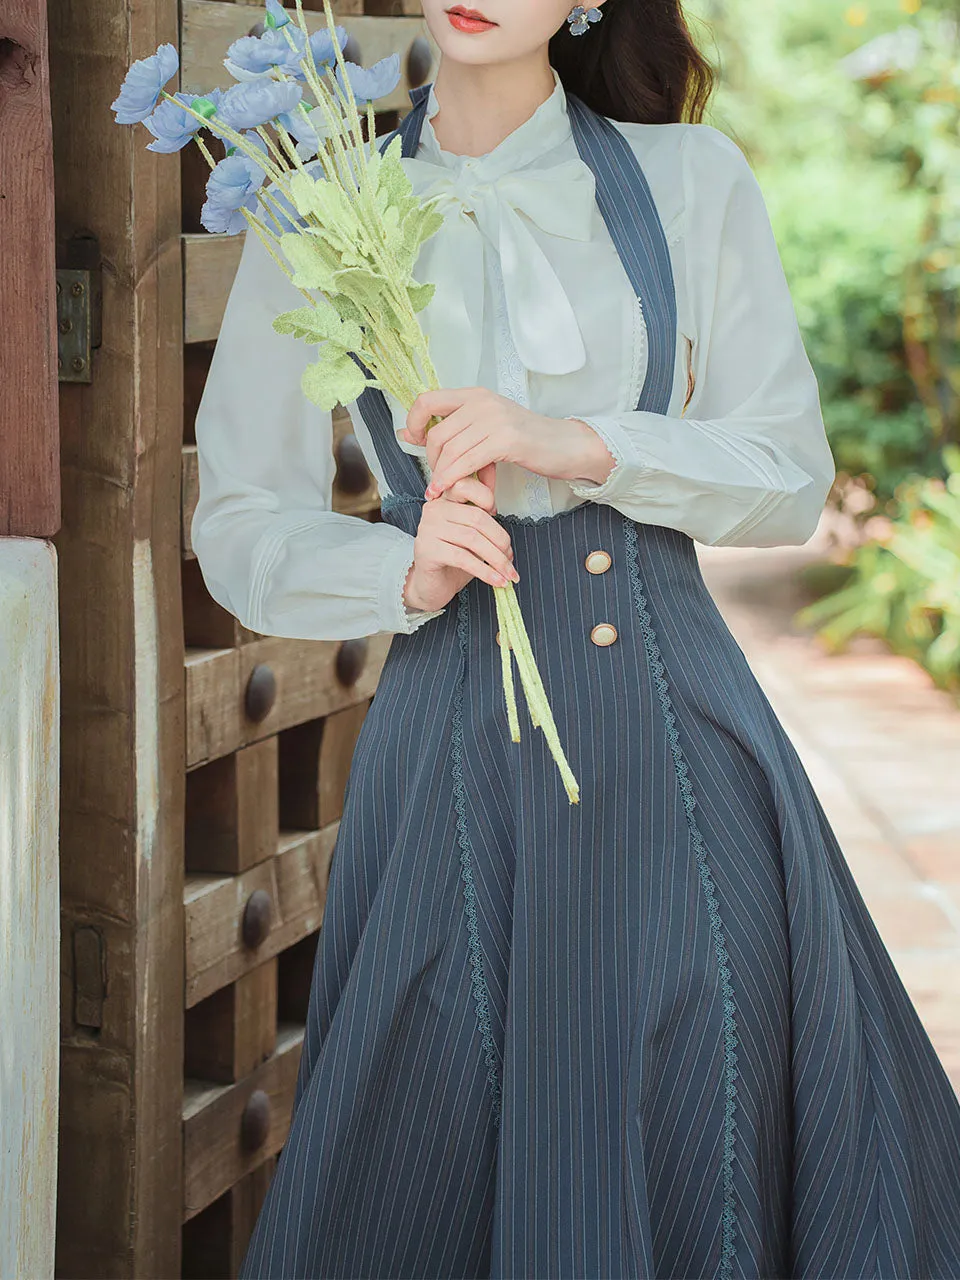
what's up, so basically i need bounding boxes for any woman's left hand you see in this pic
[399,386,616,499]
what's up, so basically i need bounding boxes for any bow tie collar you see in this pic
[399,85,597,389]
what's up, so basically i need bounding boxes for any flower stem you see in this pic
[495,593,521,742]
[496,582,579,804]
[193,134,217,169]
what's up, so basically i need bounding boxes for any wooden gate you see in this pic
[50,2,437,1274]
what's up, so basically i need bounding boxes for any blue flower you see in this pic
[224,28,305,79]
[111,42,179,124]
[308,26,348,69]
[200,152,266,235]
[206,152,266,205]
[334,53,401,104]
[277,105,321,160]
[143,89,223,152]
[264,0,290,29]
[238,130,272,162]
[217,79,303,131]
[200,202,252,235]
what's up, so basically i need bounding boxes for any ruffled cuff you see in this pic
[564,415,656,503]
[379,535,446,635]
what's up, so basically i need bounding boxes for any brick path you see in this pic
[696,524,960,1093]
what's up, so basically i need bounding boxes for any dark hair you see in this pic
[549,0,716,124]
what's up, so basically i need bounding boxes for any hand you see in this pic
[402,480,520,614]
[399,387,617,498]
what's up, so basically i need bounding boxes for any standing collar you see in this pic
[414,67,574,176]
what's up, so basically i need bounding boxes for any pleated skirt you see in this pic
[239,499,960,1280]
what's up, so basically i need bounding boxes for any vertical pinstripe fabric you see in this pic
[239,85,960,1280]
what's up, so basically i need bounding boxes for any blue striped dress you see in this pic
[239,85,960,1279]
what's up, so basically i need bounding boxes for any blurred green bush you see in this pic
[688,0,960,685]
[795,445,960,692]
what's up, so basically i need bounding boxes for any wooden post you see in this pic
[0,3,61,1277]
[0,0,60,538]
[45,0,433,1270]
[48,0,185,1273]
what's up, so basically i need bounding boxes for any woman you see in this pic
[192,1,960,1276]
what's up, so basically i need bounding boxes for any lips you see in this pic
[446,5,496,22]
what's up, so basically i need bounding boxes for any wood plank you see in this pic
[277,719,325,831]
[185,824,339,1007]
[277,931,320,1024]
[186,633,390,768]
[185,736,279,874]
[181,1157,277,1279]
[183,341,214,444]
[50,0,185,1270]
[183,232,242,345]
[278,703,369,830]
[181,2,438,108]
[183,1023,304,1220]
[182,554,242,648]
[238,632,391,747]
[0,0,59,537]
[182,445,199,559]
[185,645,241,769]
[365,0,424,13]
[184,959,278,1084]
[234,0,364,8]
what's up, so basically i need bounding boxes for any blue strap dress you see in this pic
[239,84,960,1280]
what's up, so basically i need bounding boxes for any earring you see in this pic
[566,4,603,35]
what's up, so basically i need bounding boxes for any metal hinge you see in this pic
[57,232,102,384]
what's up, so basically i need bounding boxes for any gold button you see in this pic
[590,623,618,647]
[584,549,612,574]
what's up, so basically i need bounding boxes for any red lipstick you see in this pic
[446,5,498,33]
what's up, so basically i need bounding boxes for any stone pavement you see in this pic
[695,521,960,1094]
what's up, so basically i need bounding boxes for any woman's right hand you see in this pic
[402,465,519,612]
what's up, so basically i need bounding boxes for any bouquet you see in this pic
[112,0,580,804]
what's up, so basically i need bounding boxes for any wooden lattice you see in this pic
[52,2,438,1274]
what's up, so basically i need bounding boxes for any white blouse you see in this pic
[192,67,836,642]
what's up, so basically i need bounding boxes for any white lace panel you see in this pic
[490,253,554,516]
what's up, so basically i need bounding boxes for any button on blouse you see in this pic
[191,69,836,643]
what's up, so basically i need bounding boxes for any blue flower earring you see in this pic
[566,4,603,35]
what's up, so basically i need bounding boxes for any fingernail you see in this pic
[509,567,520,583]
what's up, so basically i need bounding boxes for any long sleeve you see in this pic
[566,124,836,547]
[191,224,445,642]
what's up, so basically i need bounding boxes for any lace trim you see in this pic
[452,590,504,1129]
[628,291,648,411]
[624,517,740,1279]
[566,415,630,499]
[380,492,411,516]
[492,252,527,409]
[395,543,444,632]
